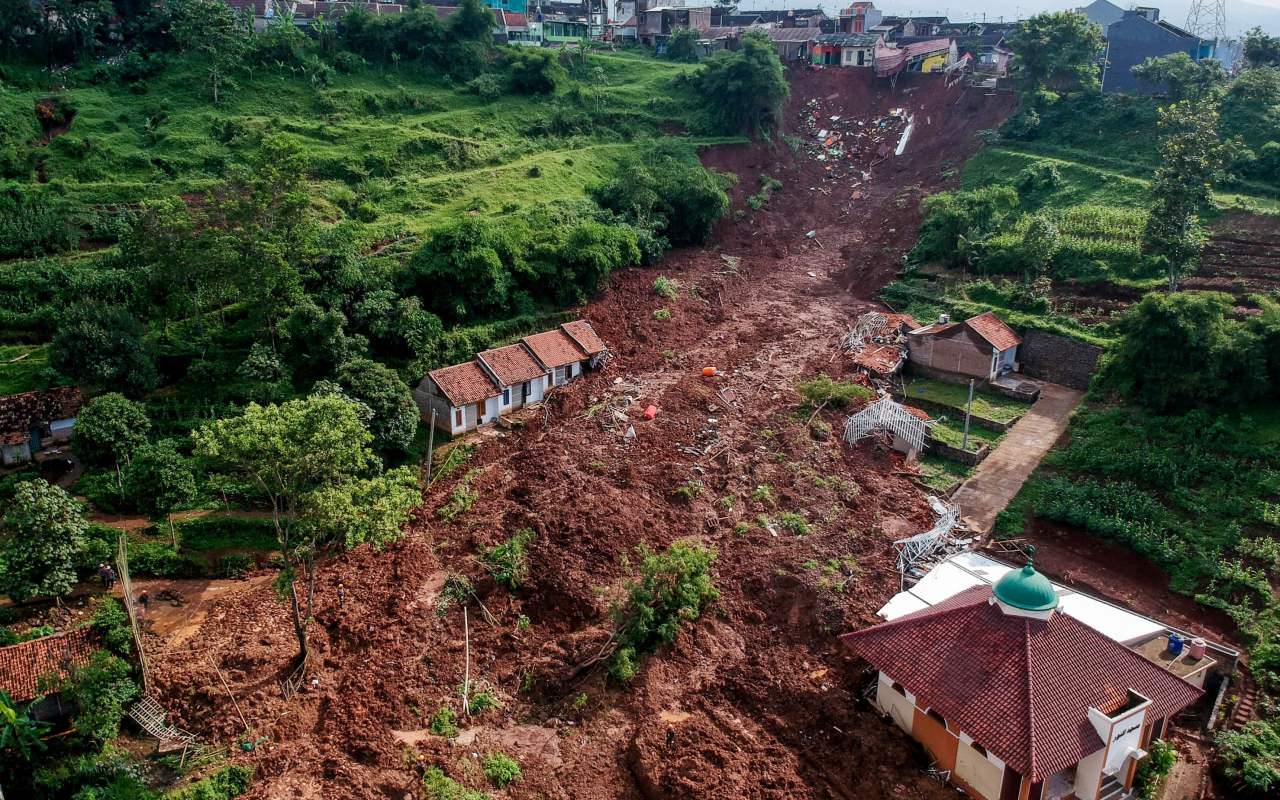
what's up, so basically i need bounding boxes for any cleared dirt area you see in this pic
[146,70,1017,799]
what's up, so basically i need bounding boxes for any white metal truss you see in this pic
[843,396,927,454]
[893,496,960,574]
[840,311,888,355]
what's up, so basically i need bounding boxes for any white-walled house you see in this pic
[477,343,548,414]
[522,329,589,387]
[417,361,501,435]
[843,556,1220,800]
[414,320,608,434]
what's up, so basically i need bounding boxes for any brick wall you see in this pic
[1018,330,1102,390]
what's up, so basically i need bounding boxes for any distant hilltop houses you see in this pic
[221,1,1231,99]
[219,1,1022,77]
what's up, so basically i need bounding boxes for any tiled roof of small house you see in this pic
[560,320,606,356]
[840,586,1203,782]
[965,311,1021,351]
[478,344,545,387]
[522,330,588,369]
[0,387,82,446]
[767,26,822,41]
[429,362,499,407]
[0,627,100,703]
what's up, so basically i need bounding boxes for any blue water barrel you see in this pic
[1168,633,1184,656]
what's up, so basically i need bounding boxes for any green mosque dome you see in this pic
[994,561,1059,612]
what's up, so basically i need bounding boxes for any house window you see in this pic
[455,408,463,427]
[502,388,511,405]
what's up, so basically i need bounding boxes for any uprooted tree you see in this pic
[193,394,419,663]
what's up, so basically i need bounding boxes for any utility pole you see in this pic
[961,379,974,452]
[426,409,437,487]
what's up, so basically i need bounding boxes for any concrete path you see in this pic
[951,383,1084,535]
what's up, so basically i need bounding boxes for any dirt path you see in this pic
[951,383,1083,534]
[148,71,1018,800]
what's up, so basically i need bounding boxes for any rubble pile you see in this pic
[797,97,909,188]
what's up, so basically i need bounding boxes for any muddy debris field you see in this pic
[148,69,1018,800]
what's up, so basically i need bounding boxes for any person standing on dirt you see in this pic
[337,583,345,607]
[98,563,110,589]
[137,589,150,615]
[103,565,117,591]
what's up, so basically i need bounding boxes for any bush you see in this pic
[61,651,139,745]
[608,541,718,683]
[422,766,489,800]
[429,707,459,738]
[795,374,875,409]
[127,541,207,578]
[481,753,522,788]
[169,765,254,800]
[652,276,679,298]
[174,516,277,552]
[507,49,565,95]
[592,144,729,249]
[89,597,133,656]
[466,73,506,99]
[1134,739,1176,799]
[1216,719,1280,797]
[480,528,535,591]
[776,512,810,536]
[912,187,1020,268]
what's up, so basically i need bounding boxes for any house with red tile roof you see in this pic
[413,320,607,434]
[842,561,1207,800]
[0,626,100,705]
[478,343,549,414]
[906,311,1021,382]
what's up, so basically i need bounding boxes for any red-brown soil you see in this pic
[147,70,1017,799]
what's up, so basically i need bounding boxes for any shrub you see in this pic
[466,73,506,100]
[912,187,1020,268]
[482,753,522,788]
[608,541,718,683]
[1216,719,1280,797]
[652,275,680,298]
[507,49,565,95]
[467,689,499,715]
[169,765,254,800]
[672,479,704,502]
[422,766,489,800]
[89,597,133,656]
[1134,739,1176,799]
[60,651,139,745]
[776,512,810,536]
[429,706,459,738]
[795,374,875,409]
[652,308,671,321]
[480,528,535,591]
[592,144,729,248]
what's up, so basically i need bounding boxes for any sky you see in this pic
[735,0,1280,36]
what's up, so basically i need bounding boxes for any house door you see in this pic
[522,381,531,401]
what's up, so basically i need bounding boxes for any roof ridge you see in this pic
[839,586,988,644]
[1023,617,1039,781]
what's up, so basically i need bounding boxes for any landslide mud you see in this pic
[148,69,1016,799]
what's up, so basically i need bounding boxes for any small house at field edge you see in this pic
[0,386,82,466]
[843,556,1217,800]
[0,626,100,723]
[478,342,549,413]
[907,311,1021,382]
[422,360,502,435]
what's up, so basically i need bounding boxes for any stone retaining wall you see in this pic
[1017,330,1103,391]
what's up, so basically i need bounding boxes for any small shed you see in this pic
[418,361,501,435]
[907,311,1021,381]
[477,343,549,414]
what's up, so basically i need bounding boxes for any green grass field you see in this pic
[902,376,1031,424]
[0,344,49,394]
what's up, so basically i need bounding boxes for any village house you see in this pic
[0,386,82,466]
[477,342,548,413]
[636,3,713,48]
[0,627,100,723]
[906,311,1020,382]
[767,25,822,61]
[415,320,607,434]
[812,33,881,66]
[1102,8,1214,94]
[837,2,881,34]
[849,312,919,377]
[874,36,957,77]
[420,360,502,435]
[1077,0,1127,34]
[844,553,1226,800]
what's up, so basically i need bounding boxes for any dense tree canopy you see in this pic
[334,358,419,454]
[1244,26,1280,68]
[690,30,789,135]
[1097,292,1269,412]
[73,393,151,470]
[1131,53,1227,102]
[1006,11,1103,93]
[0,479,88,602]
